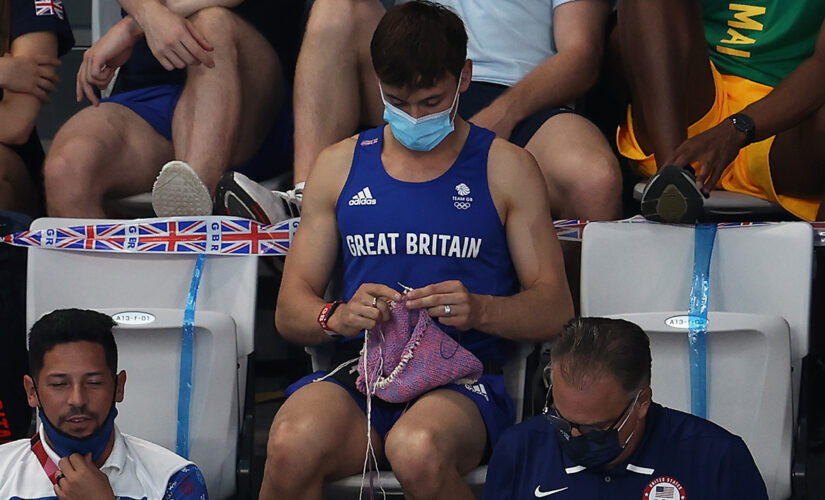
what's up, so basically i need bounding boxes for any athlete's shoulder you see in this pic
[656,405,743,443]
[0,439,54,499]
[488,137,541,179]
[0,438,32,470]
[121,433,193,476]
[312,134,360,179]
[486,137,548,213]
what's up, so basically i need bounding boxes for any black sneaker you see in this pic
[641,164,704,224]
[213,171,298,224]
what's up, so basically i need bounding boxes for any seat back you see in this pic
[26,217,258,499]
[607,311,792,499]
[581,221,812,500]
[581,221,812,407]
[92,0,122,42]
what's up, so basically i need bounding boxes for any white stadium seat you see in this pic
[581,221,813,499]
[26,217,259,499]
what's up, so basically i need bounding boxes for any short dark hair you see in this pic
[28,309,118,380]
[370,0,467,89]
[550,317,651,396]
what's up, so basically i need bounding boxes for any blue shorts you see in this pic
[101,83,294,181]
[102,84,183,141]
[458,81,576,147]
[286,370,515,464]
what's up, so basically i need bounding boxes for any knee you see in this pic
[188,7,239,54]
[586,152,622,197]
[384,427,450,494]
[305,0,363,42]
[43,137,103,197]
[263,417,324,487]
[551,148,621,197]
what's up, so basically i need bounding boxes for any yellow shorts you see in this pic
[616,61,821,221]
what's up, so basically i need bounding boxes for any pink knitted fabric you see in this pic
[356,299,483,403]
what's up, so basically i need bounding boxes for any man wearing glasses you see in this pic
[484,317,767,499]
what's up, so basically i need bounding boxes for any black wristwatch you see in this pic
[729,113,756,146]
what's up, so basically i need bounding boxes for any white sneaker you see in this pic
[213,172,300,224]
[151,161,213,217]
[275,181,303,218]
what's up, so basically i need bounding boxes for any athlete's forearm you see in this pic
[740,49,825,142]
[119,0,242,23]
[274,293,336,347]
[491,45,602,127]
[474,283,573,343]
[497,0,608,124]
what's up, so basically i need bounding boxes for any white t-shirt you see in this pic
[437,0,577,86]
[0,425,196,500]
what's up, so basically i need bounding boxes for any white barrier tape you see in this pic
[2,216,296,255]
[2,215,823,253]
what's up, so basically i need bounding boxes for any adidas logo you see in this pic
[465,383,489,402]
[348,187,377,206]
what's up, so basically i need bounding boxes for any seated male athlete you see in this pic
[217,0,622,224]
[616,0,825,222]
[484,317,767,499]
[0,308,207,499]
[42,0,289,218]
[260,3,574,499]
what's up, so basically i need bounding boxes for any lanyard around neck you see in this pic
[30,432,60,485]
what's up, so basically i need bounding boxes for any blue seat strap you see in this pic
[177,253,206,458]
[688,224,717,419]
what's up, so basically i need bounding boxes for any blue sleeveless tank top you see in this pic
[335,124,519,364]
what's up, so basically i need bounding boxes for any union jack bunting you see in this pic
[35,0,64,19]
[1,216,299,255]
[2,216,823,253]
[553,219,588,242]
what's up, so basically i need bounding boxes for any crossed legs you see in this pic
[44,6,281,217]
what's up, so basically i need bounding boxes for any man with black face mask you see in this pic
[0,308,208,500]
[484,317,768,500]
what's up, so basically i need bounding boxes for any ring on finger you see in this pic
[55,472,65,485]
[371,296,378,308]
[444,304,452,316]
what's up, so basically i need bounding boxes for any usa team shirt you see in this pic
[484,403,768,499]
[0,425,208,500]
[336,124,520,365]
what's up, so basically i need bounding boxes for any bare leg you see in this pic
[172,7,282,194]
[526,113,622,220]
[0,145,42,217]
[292,0,386,185]
[259,381,381,500]
[770,102,825,219]
[384,389,486,500]
[617,0,715,165]
[43,103,174,217]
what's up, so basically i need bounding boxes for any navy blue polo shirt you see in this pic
[484,403,768,500]
[10,0,74,56]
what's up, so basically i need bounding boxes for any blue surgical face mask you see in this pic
[545,389,640,468]
[38,400,118,463]
[380,76,462,151]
